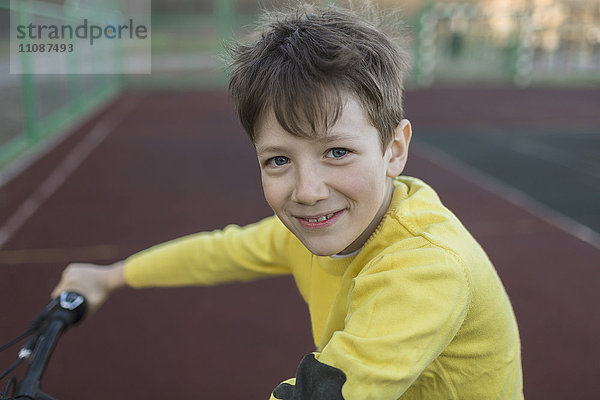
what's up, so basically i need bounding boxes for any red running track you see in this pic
[1,88,599,399]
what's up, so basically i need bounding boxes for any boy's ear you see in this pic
[385,119,412,178]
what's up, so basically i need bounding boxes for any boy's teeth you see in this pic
[305,212,336,223]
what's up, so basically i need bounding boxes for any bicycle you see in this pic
[0,292,87,400]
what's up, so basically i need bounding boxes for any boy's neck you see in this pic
[336,178,396,255]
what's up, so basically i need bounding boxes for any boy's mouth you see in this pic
[304,212,335,223]
[295,209,345,228]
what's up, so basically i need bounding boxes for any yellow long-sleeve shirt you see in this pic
[124,176,523,399]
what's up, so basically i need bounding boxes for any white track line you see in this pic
[0,97,139,249]
[414,141,600,251]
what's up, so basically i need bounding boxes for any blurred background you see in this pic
[1,0,599,169]
[0,1,599,399]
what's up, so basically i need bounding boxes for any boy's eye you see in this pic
[267,156,290,167]
[326,148,349,158]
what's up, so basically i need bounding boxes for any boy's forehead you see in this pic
[255,96,369,142]
[255,115,364,151]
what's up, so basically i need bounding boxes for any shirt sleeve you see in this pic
[270,247,472,399]
[124,215,294,288]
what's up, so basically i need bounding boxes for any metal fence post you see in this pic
[17,1,40,142]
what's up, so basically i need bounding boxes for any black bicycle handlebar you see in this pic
[1,292,87,400]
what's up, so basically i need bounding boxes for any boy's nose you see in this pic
[291,165,329,205]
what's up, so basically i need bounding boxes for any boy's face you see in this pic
[255,97,411,256]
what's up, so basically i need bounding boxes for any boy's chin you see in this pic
[281,219,353,256]
[301,239,349,257]
[309,249,338,257]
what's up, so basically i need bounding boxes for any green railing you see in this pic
[0,0,124,171]
[0,0,240,172]
[0,0,123,168]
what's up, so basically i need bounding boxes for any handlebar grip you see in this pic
[52,292,87,327]
[15,292,87,400]
[33,292,87,330]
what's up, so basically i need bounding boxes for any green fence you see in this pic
[0,0,129,171]
[413,1,600,87]
[0,0,240,173]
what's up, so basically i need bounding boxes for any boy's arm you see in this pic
[51,216,293,314]
[124,215,293,288]
[270,249,472,399]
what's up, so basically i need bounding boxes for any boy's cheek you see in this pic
[261,180,286,210]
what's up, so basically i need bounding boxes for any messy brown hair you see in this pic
[227,2,411,151]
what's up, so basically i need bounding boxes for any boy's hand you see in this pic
[51,261,127,315]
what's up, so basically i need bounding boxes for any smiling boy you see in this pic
[256,98,410,257]
[52,3,523,399]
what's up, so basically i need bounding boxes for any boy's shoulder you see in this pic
[388,175,461,238]
[361,176,489,273]
[391,175,445,215]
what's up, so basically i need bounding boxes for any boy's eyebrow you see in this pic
[321,132,361,143]
[256,145,288,157]
[256,133,361,156]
